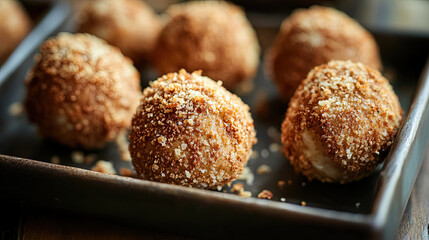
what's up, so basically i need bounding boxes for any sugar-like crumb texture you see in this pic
[267,6,381,100]
[281,60,403,183]
[152,1,259,91]
[25,33,141,149]
[77,0,161,66]
[129,69,256,189]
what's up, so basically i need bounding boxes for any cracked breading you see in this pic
[267,6,381,100]
[25,33,141,149]
[152,1,259,91]
[281,60,402,183]
[129,69,256,189]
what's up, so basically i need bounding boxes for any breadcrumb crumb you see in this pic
[84,154,97,165]
[91,160,116,174]
[278,180,286,188]
[231,183,244,193]
[8,102,24,116]
[257,190,273,200]
[269,143,280,152]
[50,156,60,164]
[261,149,269,158]
[257,164,272,175]
[238,191,252,198]
[120,167,134,177]
[71,151,84,164]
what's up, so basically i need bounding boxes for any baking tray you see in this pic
[1,1,429,239]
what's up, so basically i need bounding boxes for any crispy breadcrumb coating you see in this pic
[267,6,381,100]
[77,0,161,66]
[0,0,31,64]
[129,69,256,189]
[281,60,402,183]
[25,33,141,149]
[152,1,259,92]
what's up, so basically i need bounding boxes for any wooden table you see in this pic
[1,150,428,239]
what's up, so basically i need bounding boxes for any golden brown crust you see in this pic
[281,60,402,183]
[77,0,161,66]
[0,0,31,64]
[25,33,141,149]
[267,6,381,100]
[152,1,260,91]
[129,69,256,189]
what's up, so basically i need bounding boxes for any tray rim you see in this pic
[371,58,429,238]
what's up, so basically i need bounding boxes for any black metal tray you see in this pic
[1,2,429,239]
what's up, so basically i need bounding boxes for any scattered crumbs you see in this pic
[8,102,24,116]
[301,201,307,206]
[278,180,286,189]
[355,202,361,208]
[301,182,306,187]
[269,143,280,152]
[216,186,222,191]
[50,156,60,164]
[250,150,259,159]
[71,151,84,164]
[257,190,273,200]
[257,164,271,175]
[288,180,293,185]
[231,183,244,193]
[91,160,116,174]
[238,191,252,198]
[280,198,286,202]
[261,149,269,158]
[119,167,133,177]
[237,166,254,185]
[84,154,97,165]
[267,126,281,141]
[116,132,131,162]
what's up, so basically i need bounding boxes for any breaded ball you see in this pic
[267,6,381,100]
[77,0,161,66]
[281,60,402,183]
[25,33,141,149]
[129,69,256,189]
[152,1,260,92]
[0,0,31,64]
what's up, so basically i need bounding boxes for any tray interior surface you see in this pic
[1,5,428,218]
